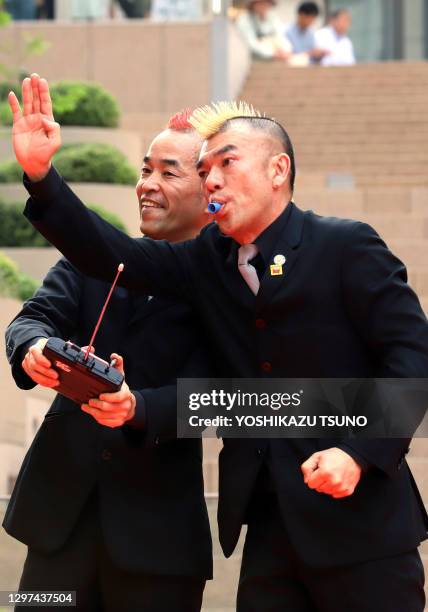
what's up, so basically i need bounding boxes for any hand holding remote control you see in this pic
[82,353,137,428]
[22,338,59,389]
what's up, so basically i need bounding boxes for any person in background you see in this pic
[114,0,150,18]
[236,0,292,61]
[72,0,110,19]
[151,0,202,21]
[285,2,328,62]
[35,0,54,19]
[5,0,36,19]
[314,8,356,66]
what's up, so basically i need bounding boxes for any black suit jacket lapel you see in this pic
[256,203,305,311]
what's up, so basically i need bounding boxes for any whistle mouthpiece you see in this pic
[208,201,223,214]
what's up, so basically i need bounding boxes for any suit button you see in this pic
[261,361,272,373]
[154,437,160,445]
[101,449,112,461]
[256,448,263,456]
[255,318,266,329]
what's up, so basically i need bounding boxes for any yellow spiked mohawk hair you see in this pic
[189,101,263,139]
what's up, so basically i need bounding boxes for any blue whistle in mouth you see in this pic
[208,201,223,214]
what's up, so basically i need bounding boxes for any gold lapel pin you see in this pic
[270,264,283,276]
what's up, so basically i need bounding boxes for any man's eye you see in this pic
[198,170,208,179]
[163,171,177,177]
[222,158,234,167]
[141,167,151,176]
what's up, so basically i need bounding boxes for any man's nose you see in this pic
[138,173,160,193]
[205,167,224,193]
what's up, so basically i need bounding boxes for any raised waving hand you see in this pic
[8,73,61,181]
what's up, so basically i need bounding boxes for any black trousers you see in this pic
[17,493,205,612]
[237,492,425,612]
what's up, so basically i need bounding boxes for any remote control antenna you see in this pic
[84,263,125,361]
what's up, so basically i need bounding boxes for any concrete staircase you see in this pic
[240,61,428,187]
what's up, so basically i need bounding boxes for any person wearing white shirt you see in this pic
[236,0,292,61]
[314,8,356,66]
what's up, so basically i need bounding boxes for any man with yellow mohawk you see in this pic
[9,78,428,612]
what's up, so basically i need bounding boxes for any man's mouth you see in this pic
[208,198,229,218]
[140,199,164,210]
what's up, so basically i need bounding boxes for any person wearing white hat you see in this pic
[236,0,292,60]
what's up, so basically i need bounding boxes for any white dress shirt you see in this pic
[314,25,356,66]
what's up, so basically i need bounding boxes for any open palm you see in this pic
[9,74,61,180]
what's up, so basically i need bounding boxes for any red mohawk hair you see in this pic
[166,108,194,131]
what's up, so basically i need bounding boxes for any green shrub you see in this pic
[50,81,120,127]
[0,159,22,183]
[15,274,39,301]
[0,199,51,246]
[0,100,12,126]
[0,251,39,301]
[0,81,19,126]
[0,143,137,185]
[0,199,128,247]
[0,81,20,100]
[0,81,120,127]
[0,82,22,126]
[54,143,137,185]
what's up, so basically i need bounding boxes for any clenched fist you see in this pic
[301,447,362,499]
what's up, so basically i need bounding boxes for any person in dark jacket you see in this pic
[4,108,212,611]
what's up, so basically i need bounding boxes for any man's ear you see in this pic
[271,153,291,189]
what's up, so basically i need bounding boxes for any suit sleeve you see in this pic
[339,221,428,476]
[125,345,212,448]
[5,257,83,389]
[23,167,199,300]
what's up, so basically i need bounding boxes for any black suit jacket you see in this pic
[23,168,428,568]
[4,257,212,578]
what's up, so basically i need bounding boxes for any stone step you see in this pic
[407,269,428,297]
[245,103,428,116]
[295,142,428,154]
[247,62,428,78]
[288,123,428,134]
[290,131,428,141]
[296,174,427,190]
[252,94,428,103]
[373,240,428,267]
[296,187,428,215]
[246,72,428,84]
[297,154,428,164]
[355,175,428,187]
[299,169,428,184]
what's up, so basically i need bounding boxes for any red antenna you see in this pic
[84,263,125,361]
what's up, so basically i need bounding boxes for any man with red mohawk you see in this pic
[4,107,212,611]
